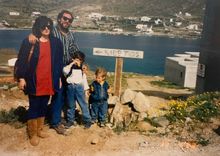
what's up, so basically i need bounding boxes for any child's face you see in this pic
[96,74,105,84]
[73,58,82,67]
[82,64,88,74]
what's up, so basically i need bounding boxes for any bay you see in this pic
[0,30,200,75]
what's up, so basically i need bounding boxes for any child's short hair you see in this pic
[95,67,107,78]
[69,51,85,64]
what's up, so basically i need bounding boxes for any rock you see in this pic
[153,116,169,127]
[10,86,19,91]
[135,121,155,131]
[138,141,149,148]
[110,102,124,125]
[123,113,133,127]
[138,112,148,121]
[91,138,99,144]
[0,85,9,90]
[132,92,150,112]
[108,95,119,105]
[121,89,137,104]
[1,93,6,98]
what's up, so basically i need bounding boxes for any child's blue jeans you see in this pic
[91,101,108,123]
[66,84,91,124]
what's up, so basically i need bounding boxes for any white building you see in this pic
[154,19,162,25]
[136,24,145,30]
[9,12,20,16]
[88,13,104,20]
[175,22,182,27]
[112,28,123,32]
[136,24,153,33]
[141,16,151,22]
[31,12,41,17]
[8,58,17,67]
[2,20,10,26]
[186,24,199,30]
[185,12,192,17]
[164,52,200,88]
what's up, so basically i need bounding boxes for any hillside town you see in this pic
[0,10,202,38]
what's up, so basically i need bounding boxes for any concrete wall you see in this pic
[164,58,185,87]
[184,65,198,88]
[165,52,199,88]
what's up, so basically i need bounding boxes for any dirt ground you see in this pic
[0,76,220,156]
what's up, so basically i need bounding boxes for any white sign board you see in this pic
[93,48,144,59]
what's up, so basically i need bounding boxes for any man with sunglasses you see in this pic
[29,10,79,135]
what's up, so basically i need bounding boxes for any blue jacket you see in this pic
[89,81,109,103]
[16,36,63,95]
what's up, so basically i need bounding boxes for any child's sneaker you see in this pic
[91,120,97,124]
[99,122,105,128]
[84,122,92,129]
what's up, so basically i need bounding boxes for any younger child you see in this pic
[63,51,92,129]
[89,67,111,127]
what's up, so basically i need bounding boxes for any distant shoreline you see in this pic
[0,27,199,40]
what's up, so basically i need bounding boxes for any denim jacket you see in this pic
[89,81,109,103]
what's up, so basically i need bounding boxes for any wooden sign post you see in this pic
[93,48,144,97]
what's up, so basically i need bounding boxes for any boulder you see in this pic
[138,112,148,121]
[120,89,137,104]
[152,116,169,127]
[108,95,119,105]
[135,121,155,132]
[110,102,124,126]
[132,92,150,112]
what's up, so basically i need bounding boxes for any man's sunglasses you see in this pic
[62,16,73,23]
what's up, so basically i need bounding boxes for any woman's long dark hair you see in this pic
[32,16,53,38]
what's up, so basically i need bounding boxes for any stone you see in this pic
[135,121,155,132]
[91,138,99,144]
[108,95,119,105]
[153,116,169,127]
[110,102,124,126]
[132,92,150,112]
[138,112,148,121]
[120,89,137,104]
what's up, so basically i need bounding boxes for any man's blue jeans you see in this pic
[50,87,64,127]
[91,101,108,123]
[66,84,91,124]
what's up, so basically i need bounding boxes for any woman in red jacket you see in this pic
[15,16,63,146]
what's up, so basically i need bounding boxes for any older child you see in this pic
[89,67,111,127]
[63,51,92,128]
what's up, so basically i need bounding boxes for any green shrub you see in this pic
[0,106,27,128]
[150,80,184,89]
[165,92,220,123]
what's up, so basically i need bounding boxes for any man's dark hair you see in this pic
[32,16,53,38]
[57,10,73,22]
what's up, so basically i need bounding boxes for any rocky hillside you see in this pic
[0,0,206,17]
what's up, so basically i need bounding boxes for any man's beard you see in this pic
[59,23,69,32]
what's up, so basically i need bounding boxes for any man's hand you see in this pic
[18,78,26,90]
[28,33,38,44]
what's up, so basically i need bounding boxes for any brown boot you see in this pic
[37,117,49,138]
[27,119,40,146]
